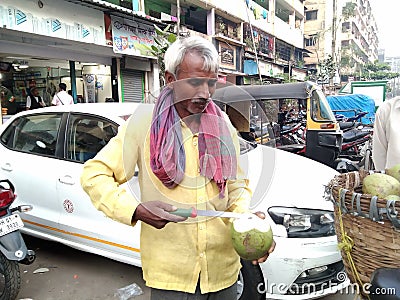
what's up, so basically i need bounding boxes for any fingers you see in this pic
[162,211,187,223]
[254,211,266,219]
[251,231,276,265]
[143,201,187,222]
[152,200,177,212]
[136,201,187,229]
[251,242,275,265]
[268,240,276,254]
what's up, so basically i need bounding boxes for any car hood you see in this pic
[239,145,337,212]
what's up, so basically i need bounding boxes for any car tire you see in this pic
[237,259,266,300]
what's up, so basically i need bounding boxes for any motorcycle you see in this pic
[276,122,307,155]
[0,179,35,300]
[334,127,375,173]
[335,110,369,123]
[339,125,373,161]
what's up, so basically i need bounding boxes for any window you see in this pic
[342,22,351,32]
[341,40,350,47]
[1,114,61,157]
[305,35,317,47]
[66,114,118,163]
[305,10,318,21]
[311,90,336,122]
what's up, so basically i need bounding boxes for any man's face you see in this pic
[167,52,218,119]
[32,89,39,96]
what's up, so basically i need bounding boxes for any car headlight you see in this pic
[268,207,335,238]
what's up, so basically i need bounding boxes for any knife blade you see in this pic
[171,207,249,219]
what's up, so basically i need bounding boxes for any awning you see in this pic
[0,27,121,65]
[65,0,163,25]
[219,68,246,76]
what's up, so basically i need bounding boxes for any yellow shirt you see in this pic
[80,104,252,293]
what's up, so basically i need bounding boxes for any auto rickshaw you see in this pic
[213,81,343,168]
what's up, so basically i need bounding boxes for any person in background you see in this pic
[26,87,46,110]
[1,85,15,114]
[372,96,400,170]
[52,83,74,106]
[5,95,17,115]
[80,36,275,300]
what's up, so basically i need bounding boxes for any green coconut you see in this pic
[230,214,273,261]
[362,173,400,198]
[386,164,400,182]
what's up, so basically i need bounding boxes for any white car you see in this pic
[0,103,348,299]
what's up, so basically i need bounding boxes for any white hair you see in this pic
[164,36,219,77]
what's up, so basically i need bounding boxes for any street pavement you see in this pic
[17,235,358,300]
[17,235,150,300]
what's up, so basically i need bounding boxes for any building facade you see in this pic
[0,0,160,109]
[384,55,400,98]
[304,0,379,89]
[1,0,312,114]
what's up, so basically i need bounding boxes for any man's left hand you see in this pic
[252,211,276,265]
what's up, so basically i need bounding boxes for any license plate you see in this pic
[0,214,24,237]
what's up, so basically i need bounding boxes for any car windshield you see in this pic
[311,89,336,122]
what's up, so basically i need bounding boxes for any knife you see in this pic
[170,207,249,219]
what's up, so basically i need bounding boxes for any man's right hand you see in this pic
[132,201,187,229]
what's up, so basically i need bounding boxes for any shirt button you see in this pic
[200,253,204,257]
[193,141,198,146]
[199,225,204,230]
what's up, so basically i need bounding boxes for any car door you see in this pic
[0,112,64,235]
[56,113,141,264]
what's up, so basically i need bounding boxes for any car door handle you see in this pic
[1,163,12,172]
[59,175,75,185]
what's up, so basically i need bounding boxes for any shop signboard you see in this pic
[292,68,307,81]
[218,42,238,71]
[111,16,156,57]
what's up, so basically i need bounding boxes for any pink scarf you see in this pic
[150,87,237,198]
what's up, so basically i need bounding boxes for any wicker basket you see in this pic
[328,170,400,289]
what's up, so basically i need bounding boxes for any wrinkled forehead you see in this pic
[176,50,218,76]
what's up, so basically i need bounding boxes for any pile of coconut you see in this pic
[362,163,400,201]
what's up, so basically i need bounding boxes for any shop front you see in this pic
[0,0,121,123]
[108,15,159,103]
[0,27,120,121]
[0,0,159,124]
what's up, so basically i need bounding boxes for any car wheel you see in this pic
[237,259,266,300]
